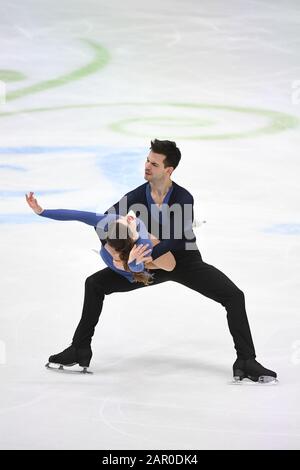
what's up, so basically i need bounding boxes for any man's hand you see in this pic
[144,260,159,270]
[25,192,44,214]
[128,244,152,265]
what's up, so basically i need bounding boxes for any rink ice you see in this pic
[0,0,300,450]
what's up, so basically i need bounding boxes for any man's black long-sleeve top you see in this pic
[101,180,197,261]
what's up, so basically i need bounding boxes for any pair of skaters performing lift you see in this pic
[25,139,277,384]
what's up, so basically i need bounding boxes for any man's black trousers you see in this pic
[72,249,256,359]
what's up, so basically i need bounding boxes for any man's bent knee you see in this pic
[85,274,105,296]
[221,288,245,307]
[231,288,245,302]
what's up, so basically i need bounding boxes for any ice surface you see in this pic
[0,0,300,450]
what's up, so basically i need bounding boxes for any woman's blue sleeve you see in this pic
[128,259,145,273]
[39,209,113,227]
[128,218,153,273]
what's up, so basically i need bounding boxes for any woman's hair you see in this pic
[106,220,154,286]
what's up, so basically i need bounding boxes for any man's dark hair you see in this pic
[150,139,181,170]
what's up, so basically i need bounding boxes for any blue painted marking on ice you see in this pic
[0,214,48,224]
[94,148,146,187]
[0,146,101,154]
[0,145,146,224]
[1,189,76,197]
[263,224,300,235]
[0,164,26,171]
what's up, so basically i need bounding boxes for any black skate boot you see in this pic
[232,358,277,384]
[45,345,93,374]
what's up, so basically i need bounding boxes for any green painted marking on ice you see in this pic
[109,116,216,130]
[108,104,299,140]
[0,102,298,140]
[0,70,26,82]
[5,39,110,101]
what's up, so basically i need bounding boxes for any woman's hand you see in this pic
[25,192,44,214]
[128,243,152,265]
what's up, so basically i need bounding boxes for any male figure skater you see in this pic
[48,139,277,382]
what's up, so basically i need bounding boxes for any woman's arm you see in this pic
[25,192,112,227]
[25,192,44,214]
[145,233,176,271]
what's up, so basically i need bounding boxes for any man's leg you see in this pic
[170,251,256,359]
[48,267,171,367]
[72,267,171,348]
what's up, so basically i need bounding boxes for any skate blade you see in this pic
[45,362,93,374]
[230,375,278,385]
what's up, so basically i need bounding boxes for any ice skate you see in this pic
[45,345,93,374]
[231,358,278,385]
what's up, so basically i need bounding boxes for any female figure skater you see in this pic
[25,192,176,288]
